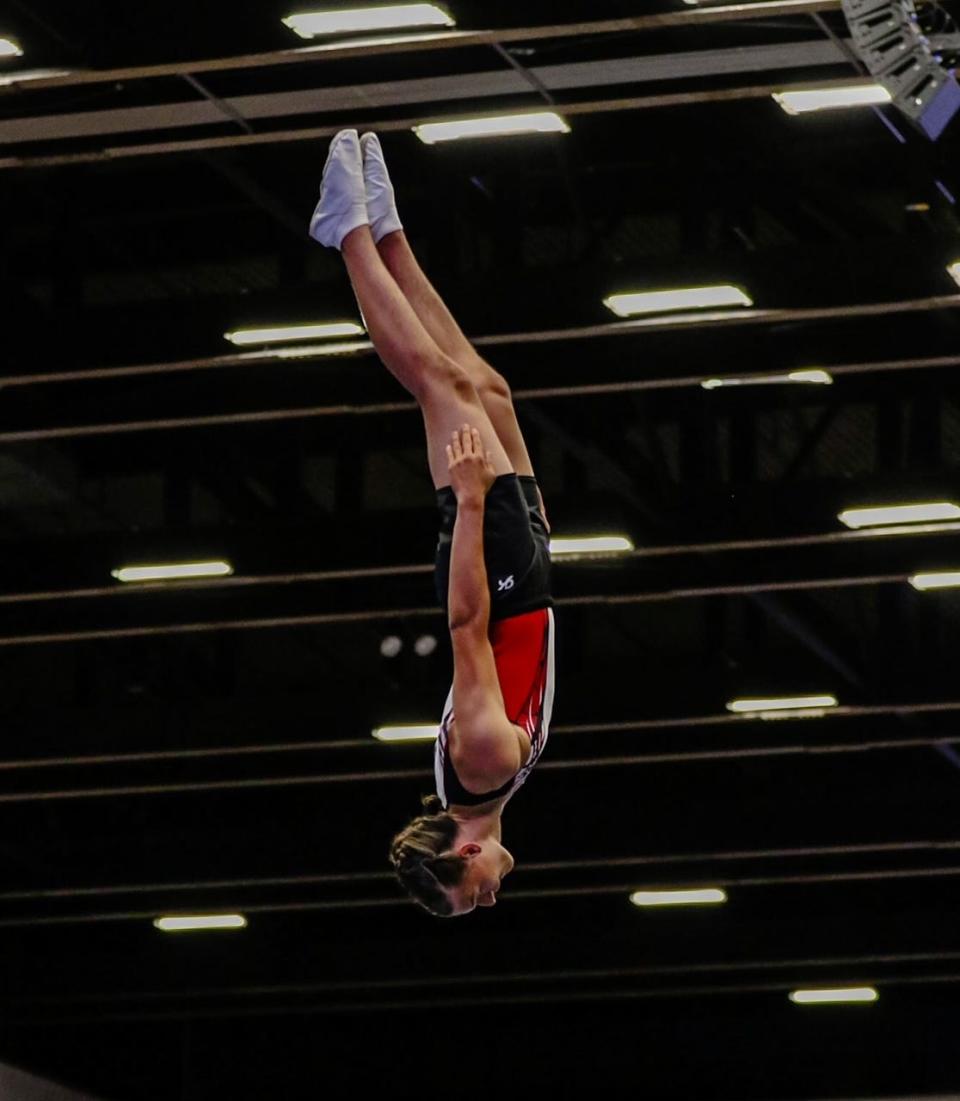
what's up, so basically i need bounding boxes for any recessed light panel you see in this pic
[283,5,454,38]
[701,369,832,389]
[726,695,838,714]
[605,286,752,317]
[909,572,960,591]
[414,112,570,144]
[549,536,634,557]
[112,562,234,583]
[773,84,891,115]
[789,987,878,1005]
[372,725,438,742]
[839,503,960,529]
[224,322,364,346]
[630,888,727,907]
[154,914,247,932]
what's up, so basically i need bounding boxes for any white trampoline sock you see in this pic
[359,132,403,244]
[309,129,369,250]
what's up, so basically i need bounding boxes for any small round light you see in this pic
[414,634,438,657]
[380,635,403,658]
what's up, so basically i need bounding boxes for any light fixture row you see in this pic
[282,4,455,37]
[148,904,878,1004]
[111,495,960,590]
[226,245,960,362]
[146,903,876,1002]
[108,538,638,585]
[373,693,843,743]
[0,4,923,1018]
[154,914,247,932]
[1,0,946,143]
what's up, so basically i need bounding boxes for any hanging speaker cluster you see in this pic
[841,0,960,139]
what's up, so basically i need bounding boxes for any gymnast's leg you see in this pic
[358,134,547,524]
[310,129,514,489]
[376,231,536,476]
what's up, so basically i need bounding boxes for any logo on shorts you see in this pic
[497,575,515,593]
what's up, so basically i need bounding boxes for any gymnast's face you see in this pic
[446,837,515,916]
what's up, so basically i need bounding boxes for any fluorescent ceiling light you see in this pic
[0,67,70,86]
[272,340,371,359]
[789,987,878,1005]
[283,5,454,37]
[0,37,23,58]
[414,112,570,144]
[372,724,438,742]
[909,572,960,591]
[224,322,364,346]
[838,503,960,529]
[112,562,234,583]
[549,536,634,557]
[630,888,727,907]
[726,695,838,714]
[788,369,833,385]
[947,261,960,288]
[154,914,247,932]
[604,286,752,318]
[701,368,832,389]
[773,84,891,115]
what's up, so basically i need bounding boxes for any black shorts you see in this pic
[434,473,553,622]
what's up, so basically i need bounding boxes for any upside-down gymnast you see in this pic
[309,129,556,917]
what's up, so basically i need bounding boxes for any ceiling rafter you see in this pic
[0,4,845,96]
[6,301,958,390]
[0,77,874,170]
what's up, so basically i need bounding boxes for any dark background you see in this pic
[1,1,960,1097]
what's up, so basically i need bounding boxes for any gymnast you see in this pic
[310,129,556,916]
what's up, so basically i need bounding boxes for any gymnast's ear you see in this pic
[458,842,482,859]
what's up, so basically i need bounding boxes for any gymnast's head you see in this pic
[389,795,515,917]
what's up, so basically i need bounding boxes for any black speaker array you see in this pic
[841,0,960,138]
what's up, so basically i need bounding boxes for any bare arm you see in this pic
[445,426,525,786]
[447,496,490,632]
[449,624,524,788]
[445,424,495,631]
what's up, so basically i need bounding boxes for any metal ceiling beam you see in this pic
[0,4,844,96]
[3,521,960,607]
[0,76,870,171]
[0,718,959,807]
[14,948,960,998]
[11,971,960,1022]
[0,369,930,441]
[2,837,955,899]
[0,863,958,926]
[1,310,958,452]
[0,40,850,145]
[0,568,924,648]
[1,699,960,769]
[13,969,960,1021]
[4,305,958,394]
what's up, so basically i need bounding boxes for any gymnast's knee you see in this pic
[472,362,512,404]
[419,353,482,406]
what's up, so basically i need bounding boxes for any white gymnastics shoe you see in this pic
[309,129,369,249]
[359,131,403,244]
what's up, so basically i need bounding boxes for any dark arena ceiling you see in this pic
[3,0,960,1097]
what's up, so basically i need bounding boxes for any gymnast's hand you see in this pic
[446,424,496,504]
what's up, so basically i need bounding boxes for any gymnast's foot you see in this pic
[360,131,403,244]
[309,129,369,250]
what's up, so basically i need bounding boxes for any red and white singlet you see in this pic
[434,607,556,809]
